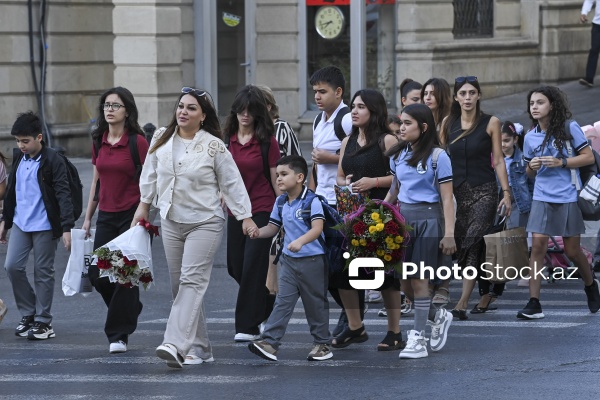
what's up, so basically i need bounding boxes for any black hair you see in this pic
[223,85,275,144]
[277,155,308,178]
[150,88,222,153]
[347,89,390,155]
[400,78,423,106]
[309,66,346,96]
[11,111,42,138]
[527,86,572,155]
[441,76,483,145]
[420,78,452,127]
[388,114,401,126]
[92,87,144,145]
[386,104,440,168]
[501,120,524,151]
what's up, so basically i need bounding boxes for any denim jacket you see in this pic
[498,146,534,214]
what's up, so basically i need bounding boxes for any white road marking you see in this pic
[0,374,274,384]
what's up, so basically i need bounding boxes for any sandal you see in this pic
[451,309,468,320]
[470,294,498,314]
[331,325,369,348]
[377,331,405,351]
[432,287,450,305]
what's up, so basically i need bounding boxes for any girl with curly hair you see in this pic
[519,86,600,319]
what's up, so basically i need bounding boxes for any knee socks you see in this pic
[413,297,431,333]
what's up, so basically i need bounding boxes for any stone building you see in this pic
[0,0,594,156]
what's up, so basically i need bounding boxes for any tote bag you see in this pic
[62,228,95,296]
[483,226,529,282]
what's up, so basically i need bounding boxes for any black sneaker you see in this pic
[517,298,545,319]
[15,315,34,337]
[584,279,600,313]
[27,322,55,340]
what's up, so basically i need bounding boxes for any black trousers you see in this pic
[585,23,600,83]
[227,212,275,335]
[88,205,142,344]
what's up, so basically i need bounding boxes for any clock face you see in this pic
[315,6,345,40]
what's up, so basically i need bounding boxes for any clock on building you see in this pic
[315,6,345,40]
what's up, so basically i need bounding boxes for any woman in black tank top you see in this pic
[330,89,401,350]
[440,76,511,320]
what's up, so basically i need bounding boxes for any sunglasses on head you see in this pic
[455,76,478,84]
[181,87,207,97]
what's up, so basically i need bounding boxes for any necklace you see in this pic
[176,134,194,153]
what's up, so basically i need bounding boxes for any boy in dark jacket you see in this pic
[0,111,74,340]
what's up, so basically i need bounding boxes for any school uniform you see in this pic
[523,122,588,236]
[390,146,453,282]
[260,187,331,349]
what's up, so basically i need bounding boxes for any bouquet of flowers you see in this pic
[92,219,158,289]
[337,200,409,273]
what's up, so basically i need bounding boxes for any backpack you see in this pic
[274,189,346,273]
[563,120,600,220]
[56,152,83,221]
[313,106,350,142]
[93,134,143,201]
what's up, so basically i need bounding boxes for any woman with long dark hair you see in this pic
[330,89,399,350]
[133,87,255,368]
[83,87,148,354]
[223,85,281,342]
[440,76,511,320]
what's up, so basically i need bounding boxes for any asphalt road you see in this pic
[1,81,600,399]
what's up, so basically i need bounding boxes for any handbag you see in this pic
[334,184,369,218]
[62,229,95,296]
[482,220,529,282]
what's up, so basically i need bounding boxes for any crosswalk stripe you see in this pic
[0,374,274,384]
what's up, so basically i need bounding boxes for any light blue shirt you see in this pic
[390,147,453,204]
[14,153,52,232]
[269,187,325,258]
[523,121,589,203]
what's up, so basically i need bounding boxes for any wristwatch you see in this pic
[562,158,567,168]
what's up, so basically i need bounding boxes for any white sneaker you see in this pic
[109,340,127,354]
[429,308,452,352]
[183,354,215,365]
[234,333,261,342]
[399,330,428,359]
[156,343,183,368]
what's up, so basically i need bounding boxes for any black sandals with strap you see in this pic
[377,331,405,351]
[331,325,369,348]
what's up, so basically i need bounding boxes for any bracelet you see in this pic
[376,178,379,188]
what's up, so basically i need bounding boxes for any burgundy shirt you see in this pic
[92,132,149,212]
[228,134,280,214]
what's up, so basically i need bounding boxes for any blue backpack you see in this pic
[274,189,346,273]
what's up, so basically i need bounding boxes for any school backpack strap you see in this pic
[564,128,582,191]
[273,194,289,264]
[431,147,445,184]
[129,134,143,180]
[260,139,273,191]
[313,107,350,143]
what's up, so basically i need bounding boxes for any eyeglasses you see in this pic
[181,87,207,97]
[103,103,125,111]
[455,76,478,84]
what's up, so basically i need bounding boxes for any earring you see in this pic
[201,120,204,127]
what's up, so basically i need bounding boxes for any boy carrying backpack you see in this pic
[1,111,74,340]
[247,155,333,361]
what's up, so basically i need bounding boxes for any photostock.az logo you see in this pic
[346,253,385,290]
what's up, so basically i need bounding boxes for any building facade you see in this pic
[0,0,593,156]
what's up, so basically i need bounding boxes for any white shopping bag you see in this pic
[62,228,95,296]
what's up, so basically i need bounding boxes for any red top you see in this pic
[228,134,280,214]
[92,132,149,212]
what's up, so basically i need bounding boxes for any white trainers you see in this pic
[156,343,184,368]
[109,340,127,354]
[429,308,452,352]
[399,330,428,359]
[183,354,215,365]
[234,333,261,342]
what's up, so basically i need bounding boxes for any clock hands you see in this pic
[320,20,333,29]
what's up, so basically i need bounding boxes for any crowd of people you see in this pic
[1,63,599,367]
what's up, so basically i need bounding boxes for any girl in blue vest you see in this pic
[384,103,456,358]
[519,86,600,319]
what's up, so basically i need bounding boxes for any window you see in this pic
[452,0,493,39]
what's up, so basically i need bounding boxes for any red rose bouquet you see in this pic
[92,220,158,290]
[337,200,409,273]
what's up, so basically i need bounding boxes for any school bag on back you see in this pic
[274,189,346,272]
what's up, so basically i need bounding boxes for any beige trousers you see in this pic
[160,216,224,359]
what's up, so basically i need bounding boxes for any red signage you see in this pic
[307,0,395,5]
